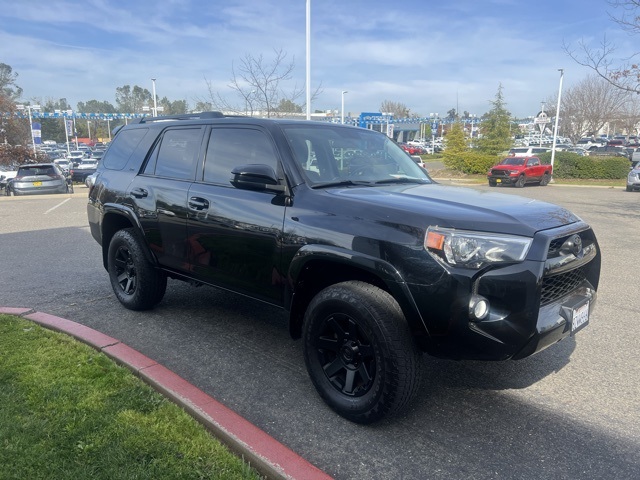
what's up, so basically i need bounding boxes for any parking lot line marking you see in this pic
[44,198,71,214]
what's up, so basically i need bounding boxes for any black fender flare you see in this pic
[286,244,430,339]
[100,203,159,269]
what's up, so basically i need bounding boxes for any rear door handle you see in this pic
[131,187,148,198]
[188,197,209,211]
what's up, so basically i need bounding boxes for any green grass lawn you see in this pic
[0,314,262,480]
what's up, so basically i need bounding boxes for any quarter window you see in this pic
[103,128,149,170]
[152,128,202,180]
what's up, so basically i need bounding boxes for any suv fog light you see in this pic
[469,295,490,320]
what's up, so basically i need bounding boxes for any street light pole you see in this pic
[17,104,41,154]
[306,0,311,120]
[341,91,348,124]
[551,69,564,173]
[539,102,545,147]
[151,78,158,117]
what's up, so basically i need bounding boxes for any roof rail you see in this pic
[135,112,226,123]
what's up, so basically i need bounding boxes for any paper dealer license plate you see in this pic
[571,301,589,335]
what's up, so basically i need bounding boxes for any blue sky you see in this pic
[0,0,635,118]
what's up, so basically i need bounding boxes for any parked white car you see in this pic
[0,167,18,192]
[76,159,98,170]
[67,150,86,164]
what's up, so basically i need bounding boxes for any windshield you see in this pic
[501,157,525,166]
[282,124,432,187]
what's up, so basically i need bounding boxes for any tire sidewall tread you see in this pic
[302,281,422,424]
[107,228,166,311]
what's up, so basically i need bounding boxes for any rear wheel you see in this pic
[539,173,551,186]
[302,281,423,424]
[107,228,167,310]
[515,175,526,188]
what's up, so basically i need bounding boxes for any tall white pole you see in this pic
[152,78,158,117]
[27,106,37,154]
[306,0,311,120]
[341,90,348,124]
[551,69,564,172]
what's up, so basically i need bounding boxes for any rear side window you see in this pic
[203,128,279,185]
[149,128,202,180]
[103,128,149,170]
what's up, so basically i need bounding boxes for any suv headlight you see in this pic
[425,226,532,269]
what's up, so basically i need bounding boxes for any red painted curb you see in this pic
[1,307,333,480]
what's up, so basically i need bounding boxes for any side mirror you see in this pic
[230,164,286,193]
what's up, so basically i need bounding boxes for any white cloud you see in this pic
[0,0,633,119]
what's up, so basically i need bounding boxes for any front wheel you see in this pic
[488,179,497,187]
[302,281,423,424]
[515,175,526,188]
[107,228,167,310]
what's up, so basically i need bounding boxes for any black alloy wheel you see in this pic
[515,175,526,188]
[314,312,376,397]
[303,281,423,424]
[107,228,167,310]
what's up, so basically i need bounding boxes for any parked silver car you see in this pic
[627,164,640,192]
[6,163,70,196]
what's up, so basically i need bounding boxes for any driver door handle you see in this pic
[189,197,210,211]
[131,188,148,198]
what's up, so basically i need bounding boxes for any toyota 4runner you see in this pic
[87,113,601,423]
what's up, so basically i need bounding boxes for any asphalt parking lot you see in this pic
[0,184,638,479]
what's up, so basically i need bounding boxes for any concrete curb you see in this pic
[0,306,333,480]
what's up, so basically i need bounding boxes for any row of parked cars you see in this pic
[0,143,107,196]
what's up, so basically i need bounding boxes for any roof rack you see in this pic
[133,112,225,124]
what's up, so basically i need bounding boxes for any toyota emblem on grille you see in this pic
[561,234,583,257]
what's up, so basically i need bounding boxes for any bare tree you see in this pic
[202,49,319,117]
[564,1,640,94]
[380,100,411,118]
[612,91,640,137]
[546,75,628,142]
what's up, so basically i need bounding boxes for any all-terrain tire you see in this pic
[539,173,551,186]
[107,228,167,310]
[302,281,423,424]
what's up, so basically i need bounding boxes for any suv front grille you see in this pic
[540,228,598,306]
[490,169,509,177]
[540,266,587,306]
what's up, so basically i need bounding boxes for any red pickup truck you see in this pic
[487,156,552,187]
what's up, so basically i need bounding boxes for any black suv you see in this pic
[88,113,601,423]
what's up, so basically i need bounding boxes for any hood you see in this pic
[491,164,521,170]
[325,183,579,237]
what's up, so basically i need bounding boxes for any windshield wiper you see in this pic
[311,179,373,188]
[372,177,429,185]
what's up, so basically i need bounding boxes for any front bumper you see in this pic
[488,174,518,185]
[406,223,601,361]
